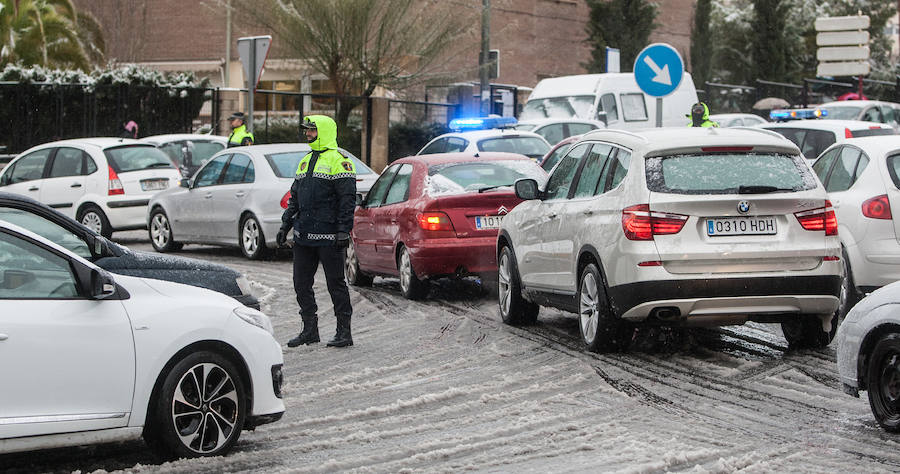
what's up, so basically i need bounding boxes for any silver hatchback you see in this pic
[147,143,378,259]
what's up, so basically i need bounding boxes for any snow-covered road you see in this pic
[5,236,899,473]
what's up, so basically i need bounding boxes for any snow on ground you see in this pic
[3,233,899,473]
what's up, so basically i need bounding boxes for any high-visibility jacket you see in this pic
[280,115,357,246]
[687,102,719,128]
[228,124,254,147]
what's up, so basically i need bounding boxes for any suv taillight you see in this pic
[280,191,291,209]
[417,212,454,232]
[862,194,892,220]
[108,166,124,196]
[795,200,837,235]
[621,204,688,241]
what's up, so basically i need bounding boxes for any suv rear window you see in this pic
[104,145,175,173]
[645,152,818,194]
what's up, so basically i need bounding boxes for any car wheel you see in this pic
[144,350,247,458]
[781,314,834,349]
[497,246,538,325]
[398,246,428,300]
[149,208,183,252]
[345,238,373,287]
[78,205,112,239]
[835,248,859,331]
[578,263,631,353]
[866,333,900,432]
[240,214,269,260]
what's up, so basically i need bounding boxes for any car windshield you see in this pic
[104,145,175,173]
[477,137,550,160]
[520,96,595,120]
[265,149,373,178]
[645,152,818,194]
[514,124,537,131]
[821,106,863,120]
[426,160,547,196]
[0,208,91,258]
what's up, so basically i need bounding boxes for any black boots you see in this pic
[326,314,353,347]
[287,315,320,347]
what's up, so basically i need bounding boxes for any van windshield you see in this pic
[521,96,594,120]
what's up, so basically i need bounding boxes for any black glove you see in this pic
[276,228,288,247]
[335,231,350,247]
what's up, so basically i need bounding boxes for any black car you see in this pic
[0,191,259,309]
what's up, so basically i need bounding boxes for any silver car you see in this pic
[147,143,378,259]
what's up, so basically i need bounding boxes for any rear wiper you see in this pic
[146,162,174,168]
[738,185,794,194]
[478,184,512,193]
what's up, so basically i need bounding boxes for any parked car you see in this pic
[142,134,228,178]
[497,127,842,353]
[346,152,547,299]
[417,118,551,161]
[811,136,900,317]
[759,120,894,159]
[0,191,259,308]
[708,113,768,127]
[0,220,284,458]
[148,143,377,259]
[539,134,584,172]
[818,100,900,130]
[836,280,900,431]
[514,118,604,145]
[0,138,182,238]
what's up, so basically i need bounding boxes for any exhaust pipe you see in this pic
[650,307,682,322]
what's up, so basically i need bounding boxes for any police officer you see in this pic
[687,102,719,128]
[277,115,356,348]
[227,112,255,147]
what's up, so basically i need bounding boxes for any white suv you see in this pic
[0,138,182,238]
[496,128,843,352]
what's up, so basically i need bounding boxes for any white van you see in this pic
[520,73,699,129]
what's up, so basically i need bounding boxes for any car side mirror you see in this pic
[90,268,118,300]
[515,179,540,200]
[180,178,192,188]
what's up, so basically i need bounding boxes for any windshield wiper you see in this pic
[478,184,512,193]
[738,185,794,194]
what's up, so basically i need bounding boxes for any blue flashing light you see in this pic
[449,116,518,131]
[769,108,827,122]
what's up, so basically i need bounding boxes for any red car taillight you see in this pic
[280,191,291,209]
[794,200,838,235]
[417,212,454,232]
[108,166,124,196]
[621,204,688,241]
[862,194,892,220]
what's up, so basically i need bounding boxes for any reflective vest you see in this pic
[228,124,254,147]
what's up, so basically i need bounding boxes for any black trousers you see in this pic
[292,244,352,320]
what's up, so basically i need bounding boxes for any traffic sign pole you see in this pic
[237,35,272,135]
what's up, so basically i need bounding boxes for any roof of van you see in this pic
[529,72,695,100]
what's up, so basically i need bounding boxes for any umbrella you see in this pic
[753,97,790,110]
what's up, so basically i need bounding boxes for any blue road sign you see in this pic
[634,43,684,97]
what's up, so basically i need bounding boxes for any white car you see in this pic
[0,219,284,457]
[836,280,900,431]
[141,134,228,178]
[497,127,842,352]
[708,113,768,127]
[0,138,182,238]
[818,100,900,130]
[417,127,551,161]
[148,143,378,259]
[812,136,900,313]
[514,118,605,146]
[760,119,894,159]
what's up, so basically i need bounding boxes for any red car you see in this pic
[539,133,584,172]
[346,152,548,299]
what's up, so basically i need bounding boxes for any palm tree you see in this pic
[0,0,91,70]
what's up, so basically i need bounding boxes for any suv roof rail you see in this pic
[582,128,650,143]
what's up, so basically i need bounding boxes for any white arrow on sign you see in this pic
[643,56,671,85]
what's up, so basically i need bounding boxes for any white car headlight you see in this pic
[236,276,253,296]
[233,306,274,335]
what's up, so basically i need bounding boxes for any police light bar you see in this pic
[769,108,827,121]
[449,116,518,131]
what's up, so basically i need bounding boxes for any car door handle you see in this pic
[547,214,557,219]
[582,210,594,216]
[70,183,82,188]
[0,334,8,341]
[28,186,38,192]
[204,193,213,199]
[390,219,398,224]
[235,191,246,197]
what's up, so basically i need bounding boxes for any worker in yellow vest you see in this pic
[227,112,255,147]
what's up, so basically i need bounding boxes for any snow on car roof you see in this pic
[580,127,800,155]
[760,119,893,132]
